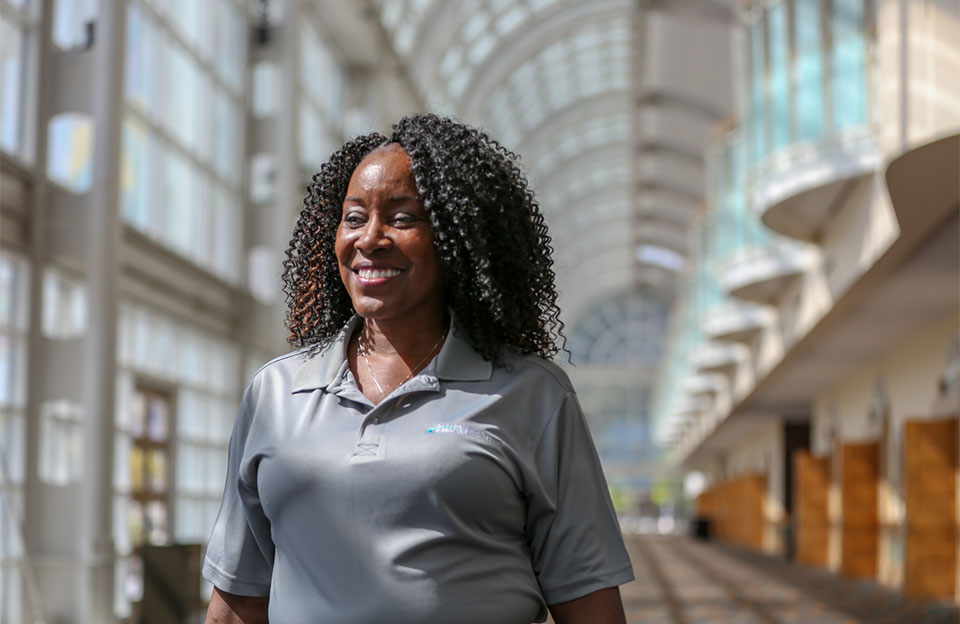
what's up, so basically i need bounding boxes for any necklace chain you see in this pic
[357,330,447,396]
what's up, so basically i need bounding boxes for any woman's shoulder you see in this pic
[245,343,321,393]
[497,350,576,396]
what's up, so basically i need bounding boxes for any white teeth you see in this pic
[358,268,401,279]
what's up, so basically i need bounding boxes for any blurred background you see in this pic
[0,0,958,622]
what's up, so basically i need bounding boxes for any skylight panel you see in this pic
[636,244,687,272]
[468,32,496,65]
[394,20,415,55]
[439,45,463,77]
[448,69,470,99]
[496,6,527,36]
[380,1,403,30]
[461,13,489,43]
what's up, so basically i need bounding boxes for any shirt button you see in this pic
[371,417,379,425]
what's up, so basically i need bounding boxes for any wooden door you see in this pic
[904,417,958,600]
[796,450,830,566]
[841,442,879,579]
[744,474,766,550]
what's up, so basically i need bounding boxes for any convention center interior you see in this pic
[0,0,958,622]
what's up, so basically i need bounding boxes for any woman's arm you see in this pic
[548,587,627,624]
[205,588,269,624]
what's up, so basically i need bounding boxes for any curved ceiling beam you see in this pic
[636,90,729,123]
[641,0,735,22]
[514,92,634,156]
[533,143,633,189]
[636,181,702,205]
[636,141,704,168]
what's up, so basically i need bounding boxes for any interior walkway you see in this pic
[620,535,959,624]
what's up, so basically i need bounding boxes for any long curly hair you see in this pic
[281,113,565,361]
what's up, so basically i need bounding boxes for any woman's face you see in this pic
[335,144,445,323]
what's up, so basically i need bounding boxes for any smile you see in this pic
[354,267,403,283]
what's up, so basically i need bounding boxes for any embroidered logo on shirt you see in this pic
[427,424,499,445]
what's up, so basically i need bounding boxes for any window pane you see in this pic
[832,0,868,131]
[162,44,201,154]
[251,62,277,117]
[749,19,766,164]
[213,88,240,184]
[47,114,94,193]
[121,117,155,233]
[146,449,167,492]
[215,1,246,92]
[0,254,28,331]
[1,19,24,155]
[0,336,26,409]
[162,149,195,254]
[794,0,824,141]
[41,269,88,339]
[52,0,96,50]
[125,3,153,111]
[0,412,25,483]
[767,3,790,151]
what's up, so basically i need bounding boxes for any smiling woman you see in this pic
[202,114,633,624]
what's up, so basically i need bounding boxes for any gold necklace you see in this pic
[357,330,447,396]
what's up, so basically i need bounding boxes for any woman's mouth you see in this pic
[354,267,403,285]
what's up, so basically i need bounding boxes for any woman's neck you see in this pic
[358,309,448,360]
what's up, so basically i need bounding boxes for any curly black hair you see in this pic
[281,113,565,361]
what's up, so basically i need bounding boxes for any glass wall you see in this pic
[745,0,872,168]
[120,0,247,283]
[0,252,29,624]
[1,0,37,162]
[297,21,344,175]
[114,302,240,617]
[709,133,771,266]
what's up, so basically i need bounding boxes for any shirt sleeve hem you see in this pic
[540,564,636,605]
[201,557,271,597]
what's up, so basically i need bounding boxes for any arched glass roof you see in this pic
[373,0,733,329]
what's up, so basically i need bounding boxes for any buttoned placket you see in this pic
[328,364,441,463]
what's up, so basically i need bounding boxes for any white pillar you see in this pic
[80,0,125,620]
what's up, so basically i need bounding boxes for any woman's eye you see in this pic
[343,213,366,227]
[391,214,419,226]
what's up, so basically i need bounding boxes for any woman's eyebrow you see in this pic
[343,196,365,204]
[388,194,422,203]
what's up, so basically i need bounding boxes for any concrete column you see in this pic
[270,1,302,349]
[23,2,56,622]
[79,0,126,620]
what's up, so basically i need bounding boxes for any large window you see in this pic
[115,303,239,616]
[120,0,247,283]
[745,0,872,167]
[1,1,37,162]
[0,252,29,624]
[297,22,344,175]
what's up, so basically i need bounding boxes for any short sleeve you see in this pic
[524,392,635,604]
[201,382,274,596]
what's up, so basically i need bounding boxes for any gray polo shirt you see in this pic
[202,316,634,623]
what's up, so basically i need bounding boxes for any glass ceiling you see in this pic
[373,0,642,323]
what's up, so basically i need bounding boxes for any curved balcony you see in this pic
[716,242,816,304]
[701,302,775,344]
[690,342,748,376]
[683,373,726,398]
[742,0,879,242]
[751,134,880,242]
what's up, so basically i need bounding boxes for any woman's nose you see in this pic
[356,216,391,252]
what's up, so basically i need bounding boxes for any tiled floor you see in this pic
[619,536,959,624]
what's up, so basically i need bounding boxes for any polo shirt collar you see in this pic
[291,311,492,394]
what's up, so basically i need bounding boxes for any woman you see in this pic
[203,114,633,623]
